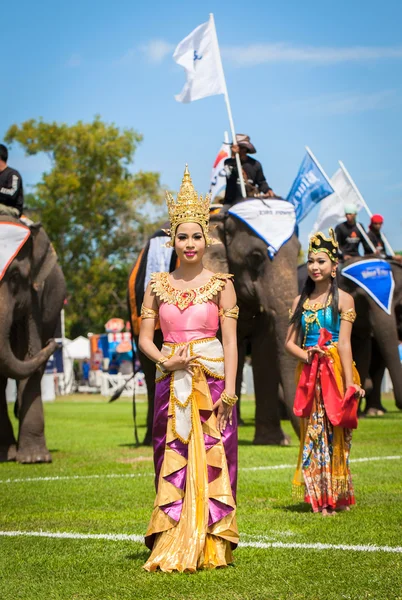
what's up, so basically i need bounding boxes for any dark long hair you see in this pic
[290,272,339,330]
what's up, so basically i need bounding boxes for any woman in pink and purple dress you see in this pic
[139,166,239,572]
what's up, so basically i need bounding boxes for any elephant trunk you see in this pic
[0,304,56,380]
[370,309,402,409]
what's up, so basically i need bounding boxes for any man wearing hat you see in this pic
[367,214,391,258]
[223,134,275,205]
[335,204,372,260]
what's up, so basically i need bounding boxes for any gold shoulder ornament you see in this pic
[340,308,357,323]
[219,305,239,320]
[141,304,159,319]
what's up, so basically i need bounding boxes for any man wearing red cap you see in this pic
[367,214,391,259]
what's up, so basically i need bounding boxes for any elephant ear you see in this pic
[209,208,232,246]
[29,224,58,289]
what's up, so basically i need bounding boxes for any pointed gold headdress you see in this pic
[164,165,212,247]
[308,228,339,262]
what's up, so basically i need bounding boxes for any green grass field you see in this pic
[0,394,401,600]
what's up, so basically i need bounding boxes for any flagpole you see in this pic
[305,146,334,188]
[339,160,395,256]
[305,147,376,253]
[211,13,246,198]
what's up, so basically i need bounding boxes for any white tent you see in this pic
[62,336,91,393]
[65,336,90,359]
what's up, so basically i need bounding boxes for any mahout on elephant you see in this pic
[297,257,402,413]
[128,200,300,446]
[0,214,66,463]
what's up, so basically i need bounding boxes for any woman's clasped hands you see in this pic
[163,344,200,375]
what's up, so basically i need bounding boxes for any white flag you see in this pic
[173,14,226,103]
[209,141,230,202]
[312,168,364,233]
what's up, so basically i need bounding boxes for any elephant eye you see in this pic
[248,250,265,269]
[247,250,266,280]
[8,270,21,292]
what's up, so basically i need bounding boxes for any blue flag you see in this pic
[342,259,394,315]
[287,151,334,223]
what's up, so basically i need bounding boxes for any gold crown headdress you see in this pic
[164,165,212,247]
[308,228,339,263]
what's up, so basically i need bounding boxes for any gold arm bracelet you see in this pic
[155,356,168,374]
[220,390,238,407]
[218,305,239,320]
[340,308,357,323]
[141,304,158,319]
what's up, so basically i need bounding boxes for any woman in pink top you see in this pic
[139,166,239,572]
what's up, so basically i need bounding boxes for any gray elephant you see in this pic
[0,215,66,463]
[297,258,402,412]
[128,205,300,446]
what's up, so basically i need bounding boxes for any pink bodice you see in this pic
[159,301,219,343]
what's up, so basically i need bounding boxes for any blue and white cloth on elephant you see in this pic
[228,198,296,259]
[0,221,31,280]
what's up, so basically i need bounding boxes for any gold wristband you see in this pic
[155,356,168,373]
[221,390,238,407]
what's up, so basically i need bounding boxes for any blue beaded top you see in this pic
[301,299,340,348]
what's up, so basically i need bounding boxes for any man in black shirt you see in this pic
[366,214,401,262]
[223,134,275,205]
[335,204,373,260]
[0,144,24,216]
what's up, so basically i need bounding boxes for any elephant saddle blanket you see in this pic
[0,221,31,281]
[228,198,296,259]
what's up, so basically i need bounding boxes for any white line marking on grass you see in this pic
[0,473,154,484]
[241,455,401,472]
[238,540,402,553]
[0,530,143,543]
[1,455,400,485]
[1,530,401,554]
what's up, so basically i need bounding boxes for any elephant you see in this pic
[0,215,66,463]
[297,257,402,412]
[127,204,300,446]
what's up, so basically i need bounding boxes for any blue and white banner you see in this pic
[228,199,296,259]
[341,259,395,315]
[287,151,334,223]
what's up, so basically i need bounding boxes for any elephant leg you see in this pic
[0,377,17,461]
[16,368,51,463]
[235,338,247,424]
[16,308,51,464]
[252,317,287,445]
[351,331,372,414]
[134,330,163,446]
[366,339,387,413]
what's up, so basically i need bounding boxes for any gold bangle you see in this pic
[221,390,238,407]
[155,356,168,373]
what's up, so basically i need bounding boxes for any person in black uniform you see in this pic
[335,204,372,260]
[0,144,24,217]
[366,214,402,262]
[223,134,275,205]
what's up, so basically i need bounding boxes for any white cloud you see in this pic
[140,39,175,63]
[221,43,402,67]
[281,90,398,116]
[66,53,82,68]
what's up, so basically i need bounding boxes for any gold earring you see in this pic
[331,270,336,278]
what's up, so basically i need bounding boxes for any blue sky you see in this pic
[2,0,402,250]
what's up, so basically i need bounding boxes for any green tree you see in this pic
[6,117,165,337]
